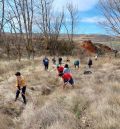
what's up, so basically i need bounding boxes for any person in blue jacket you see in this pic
[63,64,71,74]
[43,56,49,70]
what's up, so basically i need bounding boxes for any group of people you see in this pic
[43,56,93,70]
[42,56,93,89]
[14,56,94,104]
[43,56,74,89]
[43,56,63,70]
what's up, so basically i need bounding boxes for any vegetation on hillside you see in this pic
[0,57,120,129]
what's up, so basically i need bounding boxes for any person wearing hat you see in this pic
[15,72,27,104]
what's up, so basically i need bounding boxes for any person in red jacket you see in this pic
[57,65,64,74]
[59,72,74,89]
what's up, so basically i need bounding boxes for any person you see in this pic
[63,64,71,74]
[74,60,80,69]
[66,57,70,63]
[95,54,98,60]
[59,72,74,89]
[43,56,49,70]
[52,57,56,65]
[88,58,93,68]
[15,72,27,104]
[58,57,62,65]
[57,65,64,74]
[114,50,118,57]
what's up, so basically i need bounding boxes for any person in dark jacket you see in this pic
[43,57,49,70]
[74,60,80,69]
[52,57,56,65]
[88,58,93,68]
[58,57,62,65]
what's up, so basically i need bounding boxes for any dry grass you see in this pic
[0,56,120,129]
[0,113,15,129]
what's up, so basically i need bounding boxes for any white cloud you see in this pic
[53,0,99,12]
[80,16,106,23]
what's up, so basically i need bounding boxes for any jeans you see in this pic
[15,86,26,104]
[44,64,49,70]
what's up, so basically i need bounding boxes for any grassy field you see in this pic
[0,56,120,129]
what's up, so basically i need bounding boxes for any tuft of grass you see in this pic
[0,113,15,129]
[70,95,89,119]
[0,102,24,118]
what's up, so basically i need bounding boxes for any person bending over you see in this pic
[59,72,74,89]
[63,64,71,74]
[57,65,64,74]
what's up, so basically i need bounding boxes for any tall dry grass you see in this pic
[0,56,120,129]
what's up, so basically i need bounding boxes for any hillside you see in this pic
[59,34,119,42]
[60,34,120,49]
[0,34,119,58]
[0,56,120,129]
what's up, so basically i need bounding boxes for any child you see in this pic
[66,57,70,62]
[74,60,80,69]
[63,64,71,74]
[43,56,49,70]
[52,57,56,65]
[88,58,93,68]
[15,72,27,104]
[58,57,62,65]
[59,72,74,89]
[95,55,98,60]
[57,65,64,74]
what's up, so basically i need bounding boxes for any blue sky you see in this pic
[5,0,107,35]
[53,0,106,34]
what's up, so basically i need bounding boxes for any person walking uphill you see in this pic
[52,57,56,65]
[59,72,74,89]
[58,57,62,65]
[88,58,93,68]
[74,60,80,69]
[15,72,27,104]
[43,56,49,70]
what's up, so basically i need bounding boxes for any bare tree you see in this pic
[35,0,64,54]
[0,0,5,35]
[5,0,23,61]
[66,3,78,43]
[99,0,120,35]
[19,0,34,59]
[6,0,35,60]
[0,0,78,58]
